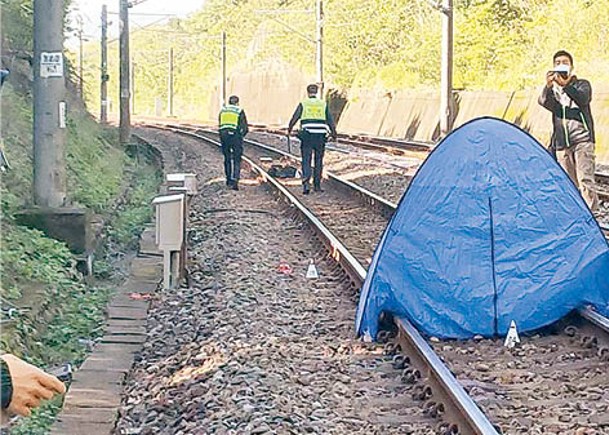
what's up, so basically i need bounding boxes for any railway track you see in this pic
[159,121,609,231]
[140,124,499,434]
[214,124,609,234]
[251,125,609,193]
[161,121,609,190]
[142,123,609,434]
[247,128,609,234]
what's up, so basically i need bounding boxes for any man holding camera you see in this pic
[538,50,598,212]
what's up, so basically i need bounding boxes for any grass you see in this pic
[105,162,161,251]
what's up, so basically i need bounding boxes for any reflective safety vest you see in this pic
[300,97,329,134]
[219,105,242,130]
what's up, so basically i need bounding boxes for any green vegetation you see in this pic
[105,163,160,251]
[81,0,609,120]
[10,396,64,435]
[0,221,112,435]
[0,82,159,429]
[0,0,33,52]
[1,87,125,212]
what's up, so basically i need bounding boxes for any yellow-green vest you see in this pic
[219,105,242,130]
[301,97,327,122]
[300,97,328,134]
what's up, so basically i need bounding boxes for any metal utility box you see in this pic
[166,173,197,195]
[152,194,185,251]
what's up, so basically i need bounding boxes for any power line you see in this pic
[129,0,152,7]
[255,9,313,14]
[107,16,171,44]
[108,12,179,17]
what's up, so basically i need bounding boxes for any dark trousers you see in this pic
[300,133,326,188]
[220,130,243,184]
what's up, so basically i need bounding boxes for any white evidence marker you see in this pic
[504,320,521,349]
[306,259,319,279]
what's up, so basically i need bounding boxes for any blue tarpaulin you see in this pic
[356,117,609,340]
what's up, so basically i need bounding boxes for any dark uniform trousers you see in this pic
[300,131,326,189]
[220,129,243,184]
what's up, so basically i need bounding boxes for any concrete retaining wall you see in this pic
[210,59,313,127]
[337,87,609,165]
[209,61,609,165]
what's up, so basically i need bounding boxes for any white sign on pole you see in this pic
[40,52,64,78]
[58,102,66,128]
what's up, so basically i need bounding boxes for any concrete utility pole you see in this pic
[33,0,67,207]
[221,31,227,107]
[168,47,174,116]
[439,0,454,137]
[100,4,108,123]
[315,0,324,98]
[119,0,131,144]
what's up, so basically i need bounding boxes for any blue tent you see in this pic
[356,117,609,340]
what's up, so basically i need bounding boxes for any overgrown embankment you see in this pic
[1,36,161,435]
[1,76,162,434]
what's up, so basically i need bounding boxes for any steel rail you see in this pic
[579,306,609,334]
[338,134,432,154]
[596,171,609,184]
[144,123,501,435]
[395,318,500,435]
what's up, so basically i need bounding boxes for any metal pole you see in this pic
[439,0,454,137]
[78,17,84,97]
[130,59,135,115]
[33,0,67,207]
[316,0,324,98]
[119,0,131,144]
[100,4,108,123]
[168,47,174,117]
[221,31,227,107]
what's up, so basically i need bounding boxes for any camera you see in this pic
[49,363,73,383]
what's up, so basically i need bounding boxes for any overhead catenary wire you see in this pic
[108,12,179,17]
[107,16,175,45]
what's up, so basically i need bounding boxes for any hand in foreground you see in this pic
[1,354,66,417]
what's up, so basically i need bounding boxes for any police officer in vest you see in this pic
[219,95,248,190]
[287,84,337,194]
